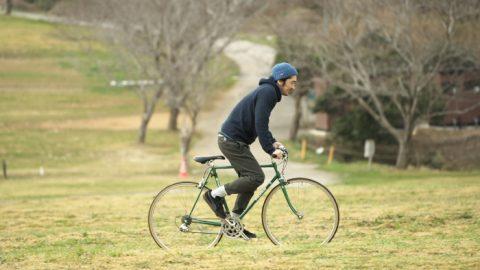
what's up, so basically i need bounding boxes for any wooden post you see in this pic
[300,138,307,160]
[327,146,335,165]
[2,160,7,179]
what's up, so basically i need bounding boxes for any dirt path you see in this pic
[192,40,337,184]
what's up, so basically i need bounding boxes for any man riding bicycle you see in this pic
[203,62,298,239]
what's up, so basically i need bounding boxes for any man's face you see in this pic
[278,75,298,96]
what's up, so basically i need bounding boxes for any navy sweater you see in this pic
[221,76,282,155]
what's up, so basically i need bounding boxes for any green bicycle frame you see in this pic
[187,161,302,228]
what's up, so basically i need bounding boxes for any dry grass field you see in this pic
[1,159,478,269]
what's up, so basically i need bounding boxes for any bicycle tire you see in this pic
[261,178,340,246]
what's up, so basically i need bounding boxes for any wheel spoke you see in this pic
[148,182,222,250]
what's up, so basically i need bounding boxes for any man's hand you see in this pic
[273,141,284,149]
[272,149,284,159]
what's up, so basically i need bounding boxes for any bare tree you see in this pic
[116,49,166,144]
[55,0,265,142]
[316,0,480,168]
[108,0,263,133]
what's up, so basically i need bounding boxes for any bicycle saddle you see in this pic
[193,155,225,164]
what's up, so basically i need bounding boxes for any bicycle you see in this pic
[148,147,340,250]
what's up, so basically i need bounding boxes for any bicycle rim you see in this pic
[148,181,223,250]
[262,178,340,246]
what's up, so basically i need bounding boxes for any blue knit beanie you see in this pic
[272,62,298,81]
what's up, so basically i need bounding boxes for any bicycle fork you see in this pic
[279,180,304,220]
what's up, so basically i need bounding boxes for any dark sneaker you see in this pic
[203,190,227,219]
[242,228,257,239]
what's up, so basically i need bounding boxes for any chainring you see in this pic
[221,217,244,238]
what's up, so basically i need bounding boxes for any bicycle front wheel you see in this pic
[262,178,339,246]
[148,181,223,250]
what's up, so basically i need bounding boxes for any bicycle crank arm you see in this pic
[240,232,251,241]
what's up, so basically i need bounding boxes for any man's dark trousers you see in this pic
[218,136,265,215]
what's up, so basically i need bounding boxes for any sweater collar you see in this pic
[259,76,282,102]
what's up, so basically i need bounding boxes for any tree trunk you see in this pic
[168,107,179,131]
[289,95,303,141]
[180,133,192,170]
[5,0,13,15]
[395,134,412,169]
[137,89,162,144]
[138,98,150,143]
[179,113,198,172]
[138,113,151,144]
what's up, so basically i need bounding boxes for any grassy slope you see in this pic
[0,16,479,269]
[0,16,238,170]
[0,16,149,173]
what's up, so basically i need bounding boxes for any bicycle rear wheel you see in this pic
[148,181,222,250]
[262,178,339,246]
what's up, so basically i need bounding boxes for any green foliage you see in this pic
[331,108,397,145]
[312,85,347,114]
[314,86,398,145]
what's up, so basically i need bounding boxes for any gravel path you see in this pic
[192,40,337,184]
